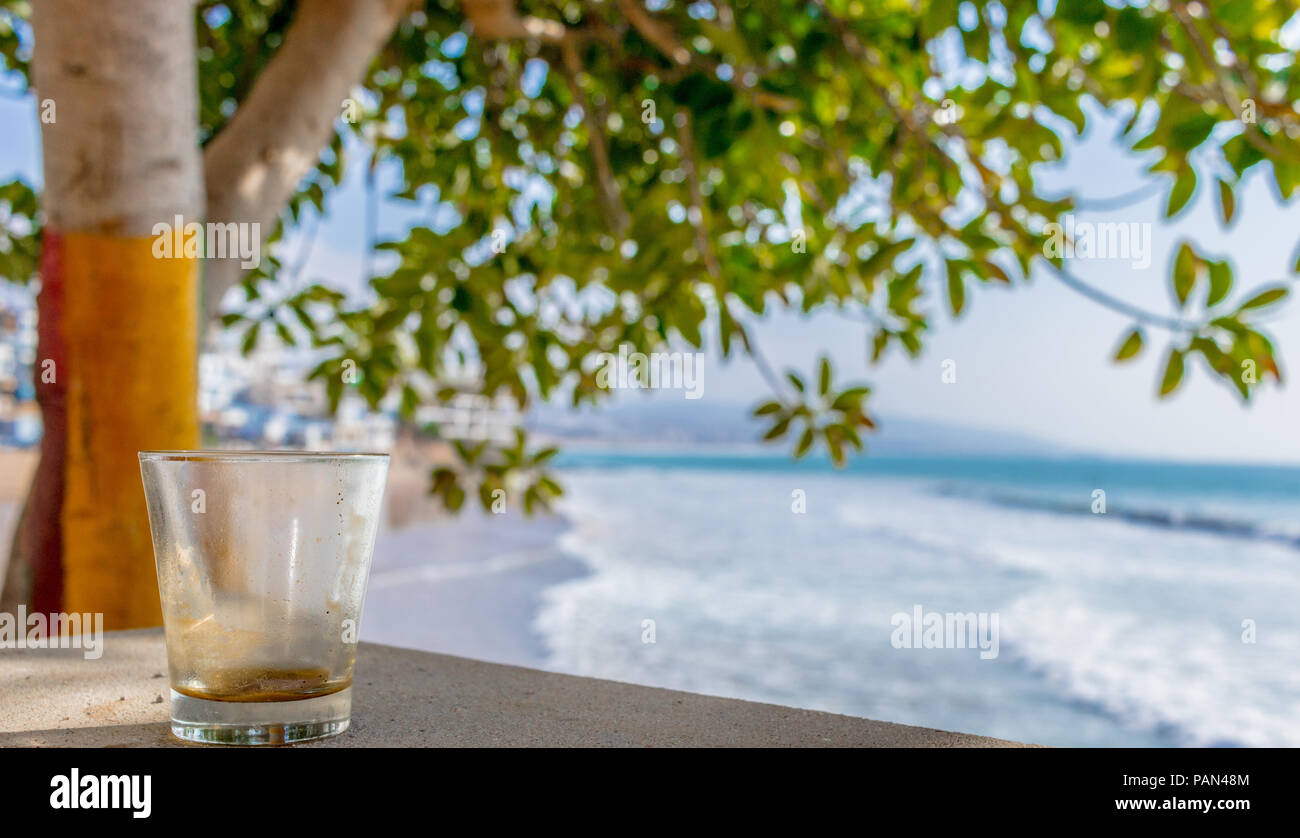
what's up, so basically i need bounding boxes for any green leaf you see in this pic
[1159,349,1185,397]
[1059,0,1108,25]
[870,330,889,363]
[1217,178,1236,225]
[830,386,872,412]
[947,271,966,316]
[824,426,847,467]
[240,322,261,355]
[1223,132,1267,178]
[1169,113,1217,152]
[1116,6,1159,51]
[838,422,864,451]
[1238,286,1288,311]
[289,303,316,334]
[1173,243,1197,307]
[794,426,815,458]
[1115,329,1143,362]
[1166,168,1197,218]
[274,320,296,347]
[860,238,915,280]
[817,357,831,396]
[1274,159,1300,201]
[1206,261,1232,307]
[763,416,792,440]
[477,482,497,511]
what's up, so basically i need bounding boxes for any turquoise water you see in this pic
[539,450,1300,746]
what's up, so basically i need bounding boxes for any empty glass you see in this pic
[139,451,389,745]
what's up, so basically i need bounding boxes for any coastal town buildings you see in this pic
[0,283,521,451]
[0,285,38,447]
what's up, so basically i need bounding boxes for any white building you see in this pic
[415,393,522,444]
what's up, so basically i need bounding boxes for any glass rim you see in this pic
[139,450,390,462]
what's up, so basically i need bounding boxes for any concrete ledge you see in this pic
[0,629,1029,747]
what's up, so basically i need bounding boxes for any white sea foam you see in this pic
[1003,591,1300,746]
[536,463,1300,745]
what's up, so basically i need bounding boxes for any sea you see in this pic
[534,450,1300,747]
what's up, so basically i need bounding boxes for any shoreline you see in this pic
[0,449,38,593]
[361,507,587,670]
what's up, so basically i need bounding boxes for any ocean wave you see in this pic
[1002,591,1300,747]
[935,485,1300,550]
[542,468,1300,746]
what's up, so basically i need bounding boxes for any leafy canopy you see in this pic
[2,0,1298,510]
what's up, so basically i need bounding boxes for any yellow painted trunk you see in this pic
[60,234,199,628]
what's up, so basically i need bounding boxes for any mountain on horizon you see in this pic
[527,398,1079,458]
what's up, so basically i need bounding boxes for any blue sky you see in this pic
[3,84,1299,464]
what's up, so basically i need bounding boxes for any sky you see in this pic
[3,75,1299,465]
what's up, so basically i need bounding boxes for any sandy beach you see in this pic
[0,449,37,589]
[363,438,587,668]
[362,509,583,668]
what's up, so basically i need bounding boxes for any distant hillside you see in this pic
[527,398,1080,458]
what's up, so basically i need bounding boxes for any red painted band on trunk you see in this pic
[25,230,67,614]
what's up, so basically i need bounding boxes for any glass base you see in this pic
[169,686,353,746]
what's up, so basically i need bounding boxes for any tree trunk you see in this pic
[8,0,204,628]
[203,0,415,319]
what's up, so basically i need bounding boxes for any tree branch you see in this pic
[617,0,691,65]
[1170,2,1300,164]
[560,41,630,237]
[1057,182,1163,212]
[362,154,378,287]
[1045,263,1197,333]
[618,0,797,112]
[675,109,721,277]
[461,0,567,41]
[202,0,414,320]
[734,314,796,405]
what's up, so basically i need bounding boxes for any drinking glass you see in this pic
[139,451,389,745]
